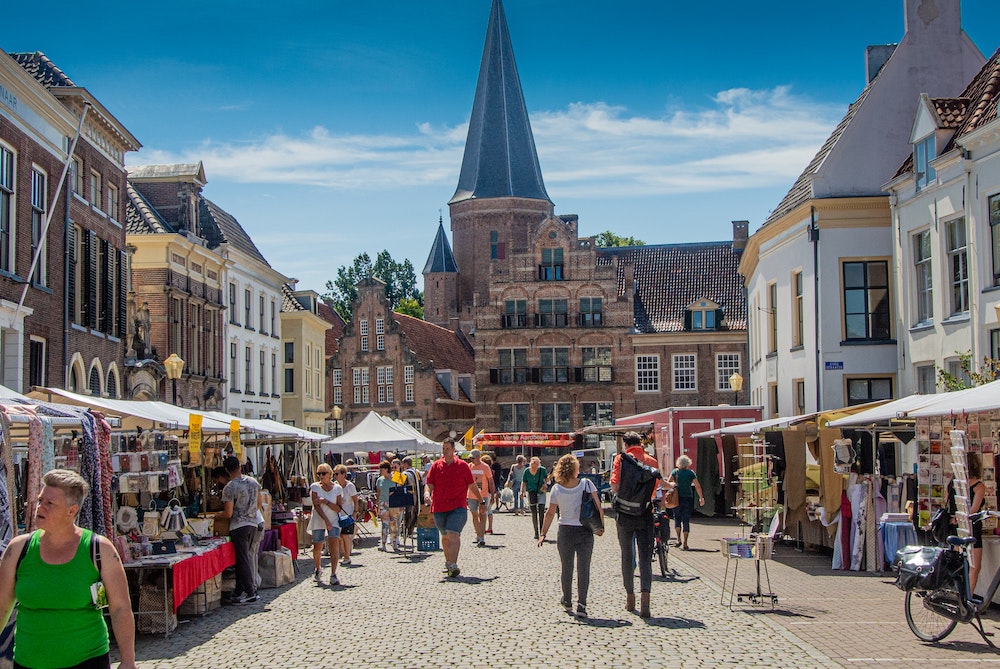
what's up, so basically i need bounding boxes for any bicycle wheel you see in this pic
[657,541,668,577]
[905,590,957,642]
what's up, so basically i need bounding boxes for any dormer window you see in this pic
[539,247,564,281]
[685,299,721,331]
[914,134,936,190]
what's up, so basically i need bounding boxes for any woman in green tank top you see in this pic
[0,469,136,669]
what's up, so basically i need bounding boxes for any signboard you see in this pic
[825,361,844,370]
[230,420,242,460]
[188,414,203,466]
[473,432,577,448]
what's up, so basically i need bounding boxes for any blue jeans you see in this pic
[674,496,695,532]
[434,507,468,535]
[513,483,525,510]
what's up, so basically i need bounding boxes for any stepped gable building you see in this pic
[423,0,748,434]
[4,50,139,395]
[332,277,474,442]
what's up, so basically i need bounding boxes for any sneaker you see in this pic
[561,600,572,613]
[313,569,322,583]
[341,558,352,565]
[378,544,387,552]
[447,565,461,578]
[575,604,588,619]
[330,574,341,586]
[477,538,486,547]
[233,593,258,605]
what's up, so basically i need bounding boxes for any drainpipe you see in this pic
[811,207,821,410]
[962,148,977,365]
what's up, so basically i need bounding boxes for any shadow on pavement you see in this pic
[572,617,633,628]
[441,575,499,585]
[920,639,1000,654]
[739,608,816,619]
[655,571,700,584]
[641,616,706,629]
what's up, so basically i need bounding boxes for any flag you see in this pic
[462,426,474,449]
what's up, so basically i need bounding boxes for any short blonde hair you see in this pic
[553,454,579,486]
[481,454,493,465]
[676,455,692,469]
[316,463,333,479]
[333,464,348,476]
[42,469,89,509]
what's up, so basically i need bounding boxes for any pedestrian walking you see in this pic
[467,449,493,546]
[334,465,359,565]
[538,454,604,620]
[508,455,527,515]
[666,455,705,550]
[521,457,548,540]
[308,463,343,585]
[425,438,487,578]
[375,461,396,551]
[482,454,498,534]
[219,455,263,604]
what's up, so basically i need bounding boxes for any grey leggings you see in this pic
[557,524,594,607]
[616,512,654,594]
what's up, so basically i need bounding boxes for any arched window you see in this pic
[106,370,118,398]
[89,367,101,396]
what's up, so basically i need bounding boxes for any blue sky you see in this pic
[4,1,998,294]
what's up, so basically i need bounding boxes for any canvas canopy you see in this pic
[906,378,1000,418]
[689,412,819,438]
[826,394,935,427]
[324,410,430,455]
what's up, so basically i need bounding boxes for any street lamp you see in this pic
[326,405,343,437]
[164,353,185,406]
[729,371,744,406]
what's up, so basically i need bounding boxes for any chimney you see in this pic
[904,0,962,40]
[732,220,749,252]
[865,44,897,83]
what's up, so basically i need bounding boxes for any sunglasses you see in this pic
[316,471,330,476]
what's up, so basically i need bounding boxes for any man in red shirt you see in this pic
[610,431,663,618]
[426,438,487,578]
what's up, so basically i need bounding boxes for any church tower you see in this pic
[422,218,460,328]
[443,0,553,332]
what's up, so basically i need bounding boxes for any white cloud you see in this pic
[132,86,842,198]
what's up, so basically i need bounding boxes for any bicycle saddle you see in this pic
[947,535,977,546]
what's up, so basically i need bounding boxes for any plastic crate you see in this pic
[721,537,754,559]
[417,527,440,551]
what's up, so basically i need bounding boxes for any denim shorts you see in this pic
[468,498,487,512]
[434,507,468,535]
[312,526,341,543]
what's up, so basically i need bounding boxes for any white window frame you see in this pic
[30,167,47,285]
[914,134,936,190]
[672,354,697,391]
[716,354,741,392]
[946,217,968,315]
[0,144,14,274]
[636,355,659,392]
[107,182,119,221]
[914,230,933,324]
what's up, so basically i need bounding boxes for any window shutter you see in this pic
[67,225,76,323]
[683,310,692,331]
[87,230,98,329]
[497,242,505,260]
[574,367,583,383]
[531,367,540,383]
[715,308,724,330]
[100,239,112,332]
[117,249,127,338]
[489,368,499,384]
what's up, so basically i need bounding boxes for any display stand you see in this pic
[721,436,778,609]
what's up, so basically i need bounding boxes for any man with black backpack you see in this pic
[610,431,666,619]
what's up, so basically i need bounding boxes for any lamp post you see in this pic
[164,353,185,406]
[326,405,343,437]
[729,371,744,406]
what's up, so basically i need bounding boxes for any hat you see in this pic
[470,449,482,457]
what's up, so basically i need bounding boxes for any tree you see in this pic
[324,251,423,321]
[936,350,1000,391]
[396,297,424,319]
[594,230,644,247]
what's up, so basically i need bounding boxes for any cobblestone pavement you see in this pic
[121,512,1000,668]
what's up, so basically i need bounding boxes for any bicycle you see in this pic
[652,507,670,577]
[901,510,1000,646]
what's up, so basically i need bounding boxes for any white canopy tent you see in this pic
[324,410,425,455]
[826,394,936,427]
[689,412,819,438]
[381,414,440,451]
[906,379,1000,418]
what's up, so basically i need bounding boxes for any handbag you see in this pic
[141,501,161,538]
[338,512,356,530]
[664,486,680,510]
[388,485,414,508]
[159,498,188,533]
[929,507,952,545]
[579,481,603,535]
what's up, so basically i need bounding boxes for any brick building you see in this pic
[423,0,749,433]
[330,277,474,441]
[2,50,139,395]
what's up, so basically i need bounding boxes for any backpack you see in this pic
[612,452,661,517]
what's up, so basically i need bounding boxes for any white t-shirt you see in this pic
[340,481,358,517]
[547,478,597,527]
[307,481,343,531]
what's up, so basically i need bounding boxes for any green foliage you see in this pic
[324,251,423,321]
[396,297,424,319]
[594,230,644,248]
[936,350,1000,391]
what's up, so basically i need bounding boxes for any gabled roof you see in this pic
[449,0,550,205]
[281,284,305,312]
[932,98,971,128]
[393,313,474,373]
[200,198,270,267]
[9,52,76,87]
[600,242,746,333]
[129,163,207,186]
[423,221,459,274]
[125,183,175,235]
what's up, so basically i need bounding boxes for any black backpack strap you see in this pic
[15,531,37,574]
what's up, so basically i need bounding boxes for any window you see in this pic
[581,347,612,382]
[499,404,529,431]
[171,297,182,357]
[769,382,779,418]
[284,368,294,394]
[914,134,936,190]
[272,353,277,395]
[89,367,101,396]
[636,355,659,392]
[229,284,238,324]
[688,301,717,331]
[847,377,893,406]
[89,170,100,206]
[71,157,82,194]
[230,343,238,390]
[404,365,414,402]
[792,271,804,347]
[28,338,45,388]
[270,300,276,334]
[581,402,613,427]
[536,299,568,327]
[0,145,13,272]
[946,358,971,389]
[403,418,423,433]
[767,283,777,353]
[716,354,740,391]
[673,354,696,391]
[539,247,564,281]
[916,364,936,394]
[993,330,1000,363]
[490,230,505,260]
[30,168,46,285]
[946,218,968,315]
[376,318,385,351]
[304,344,311,397]
[914,230,933,323]
[377,366,393,403]
[284,341,294,363]
[244,346,252,393]
[360,319,368,352]
[502,300,527,328]
[990,194,1000,286]
[497,349,528,384]
[259,350,266,394]
[107,370,118,399]
[244,288,251,328]
[843,260,890,340]
[259,295,266,333]
[579,298,602,327]
[107,183,119,221]
[352,367,370,404]
[539,347,569,383]
[541,403,572,431]
[794,379,805,414]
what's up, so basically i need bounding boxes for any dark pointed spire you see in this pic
[450,0,550,205]
[423,217,459,274]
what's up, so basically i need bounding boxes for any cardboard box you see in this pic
[178,574,222,616]
[259,548,295,588]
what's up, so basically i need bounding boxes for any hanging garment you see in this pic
[829,511,844,570]
[721,434,739,515]
[885,477,902,515]
[819,429,844,524]
[839,489,852,569]
[40,419,55,476]
[0,418,12,554]
[1,406,45,533]
[783,430,807,513]
[858,432,875,476]
[877,440,898,478]
[77,412,102,535]
[873,480,888,570]
[695,437,720,516]
[848,478,866,571]
[765,431,787,504]
[94,414,114,537]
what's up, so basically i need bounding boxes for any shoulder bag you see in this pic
[579,481,604,535]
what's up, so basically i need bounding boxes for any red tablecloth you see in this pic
[172,542,235,612]
[278,522,298,560]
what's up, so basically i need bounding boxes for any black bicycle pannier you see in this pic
[893,545,962,591]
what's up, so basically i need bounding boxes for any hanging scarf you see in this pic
[0,414,12,554]
[77,412,100,533]
[0,405,45,533]
[93,413,114,537]
[40,418,55,476]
